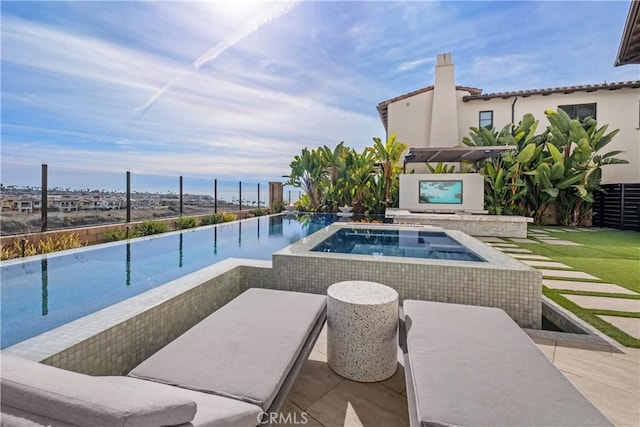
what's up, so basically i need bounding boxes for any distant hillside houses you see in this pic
[1,195,124,213]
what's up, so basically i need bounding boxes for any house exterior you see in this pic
[49,196,79,212]
[377,53,640,185]
[11,198,42,213]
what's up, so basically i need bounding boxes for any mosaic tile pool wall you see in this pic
[273,224,542,329]
[1,260,271,375]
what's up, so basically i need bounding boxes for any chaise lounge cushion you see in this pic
[129,288,326,411]
[402,300,612,427]
[0,356,197,427]
[103,377,263,427]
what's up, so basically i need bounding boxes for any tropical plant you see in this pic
[283,147,324,212]
[544,109,626,226]
[366,134,408,210]
[284,134,407,215]
[463,109,627,224]
[426,162,456,174]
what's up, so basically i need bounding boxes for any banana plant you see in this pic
[366,133,408,208]
[426,162,456,174]
[544,109,627,225]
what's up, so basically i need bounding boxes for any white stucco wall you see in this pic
[459,88,640,184]
[387,91,433,148]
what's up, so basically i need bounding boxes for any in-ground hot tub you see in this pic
[273,223,542,328]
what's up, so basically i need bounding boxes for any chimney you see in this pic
[429,53,459,147]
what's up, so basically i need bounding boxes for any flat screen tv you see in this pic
[418,180,463,204]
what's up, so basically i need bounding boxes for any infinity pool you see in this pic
[0,215,335,349]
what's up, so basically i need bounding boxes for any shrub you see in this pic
[134,219,168,236]
[177,216,198,229]
[103,229,130,242]
[1,233,85,260]
[249,208,268,217]
[270,201,285,213]
[200,211,237,225]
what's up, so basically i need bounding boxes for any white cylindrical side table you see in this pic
[327,281,399,382]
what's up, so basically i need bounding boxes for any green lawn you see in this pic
[523,228,640,293]
[518,227,640,347]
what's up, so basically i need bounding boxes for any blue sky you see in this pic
[2,0,638,190]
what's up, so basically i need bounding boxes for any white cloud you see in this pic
[470,55,540,81]
[397,57,435,72]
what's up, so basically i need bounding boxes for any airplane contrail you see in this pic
[99,1,299,143]
[135,1,299,116]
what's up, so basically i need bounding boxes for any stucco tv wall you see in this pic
[399,174,485,213]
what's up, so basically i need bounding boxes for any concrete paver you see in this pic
[598,316,640,339]
[539,269,600,280]
[508,253,551,260]
[487,243,518,247]
[509,238,540,243]
[475,236,506,242]
[543,279,638,295]
[495,247,532,253]
[521,260,573,269]
[563,294,640,313]
[538,239,582,246]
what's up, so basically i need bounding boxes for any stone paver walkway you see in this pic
[563,295,640,312]
[501,227,639,362]
[495,247,532,253]
[521,260,573,269]
[597,316,640,339]
[487,242,518,247]
[510,238,540,243]
[509,253,551,260]
[476,236,506,243]
[538,238,582,246]
[539,269,600,280]
[543,279,638,295]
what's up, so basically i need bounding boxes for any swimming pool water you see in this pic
[0,215,335,349]
[311,228,485,262]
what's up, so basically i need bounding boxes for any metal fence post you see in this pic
[126,171,131,223]
[179,176,183,216]
[239,181,242,211]
[214,179,218,213]
[41,164,48,232]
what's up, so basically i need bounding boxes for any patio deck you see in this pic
[287,326,640,427]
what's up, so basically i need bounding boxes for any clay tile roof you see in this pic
[462,80,640,101]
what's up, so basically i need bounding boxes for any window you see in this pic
[479,111,493,129]
[559,103,596,121]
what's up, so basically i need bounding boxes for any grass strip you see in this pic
[543,288,640,348]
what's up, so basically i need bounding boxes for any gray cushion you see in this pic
[403,300,613,427]
[129,288,326,411]
[0,356,197,427]
[104,377,262,427]
[1,405,75,427]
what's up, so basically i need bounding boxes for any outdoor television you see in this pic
[418,180,463,204]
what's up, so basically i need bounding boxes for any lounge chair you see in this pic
[1,288,327,426]
[401,300,613,427]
